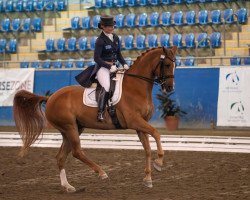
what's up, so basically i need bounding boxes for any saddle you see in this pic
[83,71,125,128]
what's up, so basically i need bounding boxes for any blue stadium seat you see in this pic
[175,56,182,67]
[32,18,42,32]
[42,59,51,68]
[106,0,114,8]
[15,1,24,12]
[115,14,125,28]
[148,34,158,48]
[82,16,90,29]
[92,15,101,29]
[150,0,160,6]
[7,39,17,53]
[230,56,241,66]
[173,34,183,48]
[45,0,55,11]
[94,0,103,8]
[224,9,234,24]
[197,33,208,48]
[150,12,160,27]
[124,35,134,50]
[174,0,185,4]
[67,37,77,52]
[186,0,197,3]
[75,58,85,68]
[210,32,221,48]
[243,57,250,65]
[138,13,148,27]
[64,59,74,68]
[53,59,63,68]
[0,0,4,12]
[173,11,184,26]
[184,56,195,66]
[198,10,209,25]
[186,10,196,25]
[22,18,31,32]
[56,0,66,11]
[46,38,55,52]
[71,17,81,30]
[160,34,170,48]
[161,12,172,26]
[138,0,148,6]
[185,33,195,48]
[35,0,44,11]
[0,39,6,53]
[125,57,133,66]
[5,0,14,12]
[116,0,125,7]
[31,61,40,68]
[24,0,34,12]
[86,58,95,67]
[211,10,222,24]
[126,13,136,28]
[90,36,97,50]
[78,36,88,51]
[56,38,66,52]
[20,61,29,68]
[127,0,137,6]
[118,35,122,49]
[237,8,248,24]
[12,18,21,32]
[136,35,146,49]
[162,0,172,4]
[1,18,11,32]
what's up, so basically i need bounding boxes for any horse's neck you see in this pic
[125,50,159,96]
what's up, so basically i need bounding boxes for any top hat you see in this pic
[98,15,116,29]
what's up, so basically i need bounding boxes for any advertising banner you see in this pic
[0,68,35,106]
[217,67,250,127]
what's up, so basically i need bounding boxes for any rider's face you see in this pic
[102,25,114,34]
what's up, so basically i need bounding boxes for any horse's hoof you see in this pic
[143,179,153,188]
[63,185,76,193]
[99,173,109,180]
[153,161,162,172]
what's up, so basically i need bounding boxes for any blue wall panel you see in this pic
[0,68,219,128]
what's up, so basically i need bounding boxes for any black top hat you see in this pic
[98,15,116,29]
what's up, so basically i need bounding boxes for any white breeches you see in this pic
[96,67,110,92]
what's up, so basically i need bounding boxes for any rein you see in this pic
[122,54,175,86]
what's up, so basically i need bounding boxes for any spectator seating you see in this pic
[185,33,195,48]
[197,33,209,48]
[90,36,97,50]
[186,10,196,26]
[230,56,241,66]
[75,58,85,68]
[150,12,160,27]
[82,16,91,29]
[243,57,250,65]
[0,38,17,53]
[78,36,88,51]
[173,11,184,26]
[42,59,51,68]
[161,12,172,26]
[184,56,195,66]
[20,61,29,68]
[64,59,74,68]
[67,37,77,52]
[53,59,63,68]
[210,32,221,48]
[160,34,170,48]
[173,33,183,48]
[56,38,66,52]
[211,10,222,25]
[0,39,7,53]
[148,34,158,48]
[136,34,146,49]
[126,13,136,28]
[115,14,125,28]
[92,15,101,29]
[138,13,148,27]
[124,35,134,50]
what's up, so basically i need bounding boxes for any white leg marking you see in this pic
[60,169,76,193]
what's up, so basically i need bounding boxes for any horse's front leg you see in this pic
[132,118,164,171]
[137,131,152,188]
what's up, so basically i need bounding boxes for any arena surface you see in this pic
[0,129,250,200]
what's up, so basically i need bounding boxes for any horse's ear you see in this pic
[171,46,177,55]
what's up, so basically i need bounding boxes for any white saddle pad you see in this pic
[83,72,124,107]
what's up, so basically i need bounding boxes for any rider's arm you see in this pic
[94,38,112,69]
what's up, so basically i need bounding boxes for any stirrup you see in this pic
[97,112,105,122]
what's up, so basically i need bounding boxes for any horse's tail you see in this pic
[13,90,49,157]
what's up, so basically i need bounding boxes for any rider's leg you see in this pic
[96,67,110,122]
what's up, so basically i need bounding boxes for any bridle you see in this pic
[124,48,176,86]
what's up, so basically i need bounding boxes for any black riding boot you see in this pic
[97,88,109,122]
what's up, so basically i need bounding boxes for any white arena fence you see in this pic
[0,132,250,153]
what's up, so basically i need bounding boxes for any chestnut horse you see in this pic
[13,46,177,191]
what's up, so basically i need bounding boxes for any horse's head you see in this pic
[154,46,177,93]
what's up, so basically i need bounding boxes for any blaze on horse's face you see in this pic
[160,46,177,93]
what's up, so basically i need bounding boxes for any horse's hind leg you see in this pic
[65,127,108,180]
[56,136,76,193]
[137,131,152,188]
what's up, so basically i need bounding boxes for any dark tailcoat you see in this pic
[75,32,127,88]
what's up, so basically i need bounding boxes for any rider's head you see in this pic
[98,15,116,34]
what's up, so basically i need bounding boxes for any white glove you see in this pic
[123,64,129,70]
[110,65,117,73]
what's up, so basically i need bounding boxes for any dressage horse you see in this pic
[13,46,177,191]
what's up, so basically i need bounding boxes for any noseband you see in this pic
[124,51,176,86]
